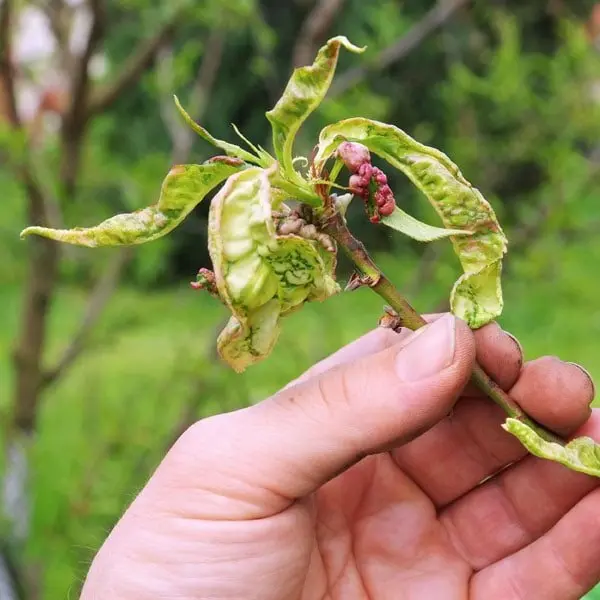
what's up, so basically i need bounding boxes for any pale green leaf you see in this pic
[217,301,282,374]
[174,95,262,165]
[503,418,600,478]
[265,36,364,188]
[208,166,339,372]
[314,117,508,328]
[20,159,244,247]
[231,123,275,166]
[382,206,473,242]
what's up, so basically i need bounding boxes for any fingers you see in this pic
[440,411,600,572]
[286,314,520,392]
[470,482,600,599]
[140,315,476,520]
[464,322,523,394]
[392,324,594,506]
[285,326,399,389]
[509,357,594,436]
[285,315,443,389]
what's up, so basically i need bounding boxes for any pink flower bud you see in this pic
[349,174,365,191]
[357,162,373,178]
[379,200,395,217]
[337,142,371,173]
[374,185,392,205]
[373,168,387,185]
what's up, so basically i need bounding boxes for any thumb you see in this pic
[143,314,476,519]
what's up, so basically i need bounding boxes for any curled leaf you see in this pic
[266,36,364,190]
[314,117,507,328]
[503,418,600,478]
[20,159,244,247]
[174,96,263,165]
[209,166,339,372]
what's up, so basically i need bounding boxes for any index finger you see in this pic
[288,314,524,392]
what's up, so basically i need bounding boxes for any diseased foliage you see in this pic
[19,33,600,481]
[21,160,245,246]
[314,118,507,328]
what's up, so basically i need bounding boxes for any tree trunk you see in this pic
[5,176,59,550]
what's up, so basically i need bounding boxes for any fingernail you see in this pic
[395,314,456,381]
[502,329,524,364]
[566,362,596,399]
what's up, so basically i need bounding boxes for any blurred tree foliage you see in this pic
[37,0,598,284]
[3,0,600,598]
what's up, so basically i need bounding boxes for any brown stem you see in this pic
[322,211,563,445]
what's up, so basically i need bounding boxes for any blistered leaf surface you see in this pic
[503,418,600,478]
[20,160,244,247]
[209,167,339,372]
[266,36,364,188]
[315,117,507,328]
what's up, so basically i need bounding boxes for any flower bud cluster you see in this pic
[337,142,396,223]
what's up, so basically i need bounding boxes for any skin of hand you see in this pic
[80,314,600,600]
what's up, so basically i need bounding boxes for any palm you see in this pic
[82,322,600,600]
[301,453,470,599]
[260,355,600,600]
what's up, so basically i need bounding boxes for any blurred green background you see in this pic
[2,0,600,598]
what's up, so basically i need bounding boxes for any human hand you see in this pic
[80,314,600,599]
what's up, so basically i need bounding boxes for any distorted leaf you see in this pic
[209,166,339,372]
[20,160,244,247]
[265,36,364,190]
[314,117,507,328]
[503,418,600,478]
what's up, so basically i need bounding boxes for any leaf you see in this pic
[20,159,244,247]
[382,206,473,242]
[208,166,339,372]
[174,95,262,165]
[503,418,600,478]
[217,301,282,374]
[231,123,275,166]
[314,117,508,328]
[265,36,364,188]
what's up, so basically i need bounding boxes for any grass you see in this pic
[1,240,600,598]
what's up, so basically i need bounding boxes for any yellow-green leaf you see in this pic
[209,166,339,372]
[265,36,364,189]
[503,418,600,478]
[20,159,244,247]
[314,117,507,328]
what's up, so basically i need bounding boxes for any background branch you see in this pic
[329,0,470,98]
[42,248,133,388]
[67,0,106,128]
[87,16,182,116]
[44,0,75,73]
[0,0,20,126]
[60,0,106,196]
[293,0,347,67]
